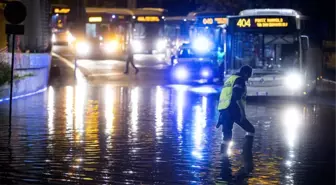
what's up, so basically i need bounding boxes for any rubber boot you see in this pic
[220,141,230,157]
[242,135,254,174]
[234,136,254,182]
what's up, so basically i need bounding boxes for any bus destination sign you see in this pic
[231,16,297,32]
[137,16,160,22]
[202,17,228,25]
[53,8,70,14]
[236,17,289,28]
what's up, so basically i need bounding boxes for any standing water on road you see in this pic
[0,84,334,184]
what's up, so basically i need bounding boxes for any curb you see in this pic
[51,52,89,80]
[0,87,47,103]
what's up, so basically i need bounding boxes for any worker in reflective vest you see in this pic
[216,65,255,174]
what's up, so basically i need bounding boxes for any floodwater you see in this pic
[0,83,334,185]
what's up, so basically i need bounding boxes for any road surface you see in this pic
[0,46,334,185]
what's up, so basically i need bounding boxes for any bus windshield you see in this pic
[133,23,163,39]
[230,32,299,74]
[191,27,215,41]
[227,15,300,74]
[178,46,213,58]
[165,23,189,39]
[86,23,120,39]
[51,14,68,31]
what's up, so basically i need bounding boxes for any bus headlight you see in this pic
[51,34,56,43]
[67,32,76,44]
[193,36,210,53]
[285,73,303,91]
[104,40,118,53]
[201,69,211,78]
[76,41,91,55]
[132,40,142,52]
[156,39,166,51]
[175,67,189,80]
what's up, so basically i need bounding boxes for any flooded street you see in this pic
[0,82,334,184]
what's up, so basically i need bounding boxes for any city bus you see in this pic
[73,8,132,59]
[164,16,191,49]
[164,16,192,63]
[225,9,313,96]
[50,5,74,45]
[131,8,167,55]
[187,11,228,55]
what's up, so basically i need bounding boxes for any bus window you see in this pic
[86,24,97,38]
[134,23,163,39]
[51,14,67,30]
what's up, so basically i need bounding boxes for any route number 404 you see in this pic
[236,18,251,27]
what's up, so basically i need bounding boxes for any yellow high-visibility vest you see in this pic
[218,75,246,110]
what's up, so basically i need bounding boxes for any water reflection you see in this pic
[75,84,87,137]
[282,106,303,185]
[0,84,331,185]
[192,105,206,160]
[155,86,164,138]
[65,86,74,135]
[47,86,55,136]
[131,87,139,136]
[104,85,114,134]
[176,86,187,133]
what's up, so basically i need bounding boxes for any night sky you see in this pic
[52,0,335,41]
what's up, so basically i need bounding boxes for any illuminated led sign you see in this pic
[202,18,213,25]
[89,17,102,23]
[137,16,160,22]
[54,8,70,14]
[214,18,228,25]
[201,17,228,25]
[236,17,289,28]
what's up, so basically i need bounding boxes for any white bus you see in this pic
[225,9,314,96]
[131,8,167,55]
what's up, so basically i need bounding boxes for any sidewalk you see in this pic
[0,51,51,102]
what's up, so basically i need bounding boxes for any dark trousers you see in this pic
[125,54,138,72]
[218,62,224,82]
[218,109,255,142]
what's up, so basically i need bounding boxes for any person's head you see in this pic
[239,65,253,81]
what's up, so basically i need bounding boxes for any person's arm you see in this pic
[232,78,246,121]
[236,98,246,121]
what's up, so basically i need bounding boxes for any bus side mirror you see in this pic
[301,35,309,51]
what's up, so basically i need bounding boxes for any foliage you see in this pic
[0,58,34,86]
[0,60,12,86]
